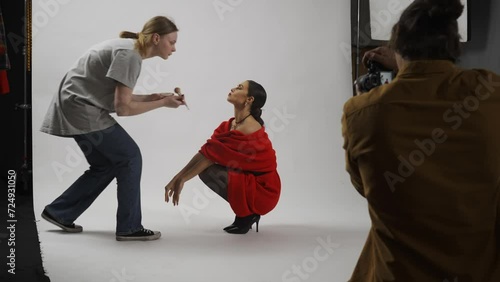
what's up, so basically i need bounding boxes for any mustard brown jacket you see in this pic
[342,60,500,282]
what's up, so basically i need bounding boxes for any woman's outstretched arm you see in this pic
[114,83,184,116]
[165,152,214,205]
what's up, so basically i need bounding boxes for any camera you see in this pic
[355,60,393,94]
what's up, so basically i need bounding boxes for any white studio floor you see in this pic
[34,183,370,282]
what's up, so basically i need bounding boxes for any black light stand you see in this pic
[355,0,361,81]
[352,0,362,96]
[14,0,31,195]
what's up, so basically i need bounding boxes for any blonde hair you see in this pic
[119,16,178,57]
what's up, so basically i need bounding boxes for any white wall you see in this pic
[32,0,368,228]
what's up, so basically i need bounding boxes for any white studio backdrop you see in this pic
[32,0,368,236]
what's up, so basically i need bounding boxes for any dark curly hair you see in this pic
[389,0,464,62]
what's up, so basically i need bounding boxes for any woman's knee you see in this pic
[199,165,227,185]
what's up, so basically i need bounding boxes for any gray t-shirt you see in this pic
[40,38,142,136]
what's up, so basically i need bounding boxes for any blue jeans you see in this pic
[44,123,143,235]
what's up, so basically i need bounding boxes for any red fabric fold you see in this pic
[199,118,281,216]
[0,70,9,95]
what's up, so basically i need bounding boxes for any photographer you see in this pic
[343,0,500,281]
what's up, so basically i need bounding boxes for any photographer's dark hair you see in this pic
[389,0,464,62]
[247,80,267,126]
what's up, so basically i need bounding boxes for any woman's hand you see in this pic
[165,176,185,206]
[362,46,398,71]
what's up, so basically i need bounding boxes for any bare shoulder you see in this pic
[238,119,262,135]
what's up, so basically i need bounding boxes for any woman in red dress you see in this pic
[164,80,281,234]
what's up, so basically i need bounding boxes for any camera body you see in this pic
[355,60,392,93]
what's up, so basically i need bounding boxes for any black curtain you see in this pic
[0,0,48,281]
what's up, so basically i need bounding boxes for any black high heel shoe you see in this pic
[225,214,260,234]
[223,216,238,231]
[222,215,251,231]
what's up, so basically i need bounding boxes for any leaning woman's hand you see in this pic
[162,95,185,108]
[150,93,173,101]
[165,176,185,206]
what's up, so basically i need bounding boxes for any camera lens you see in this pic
[355,61,383,93]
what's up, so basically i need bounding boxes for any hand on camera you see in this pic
[362,46,398,71]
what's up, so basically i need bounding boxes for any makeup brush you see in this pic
[174,87,190,110]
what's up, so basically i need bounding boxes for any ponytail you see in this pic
[251,107,264,126]
[247,80,267,126]
[119,31,139,39]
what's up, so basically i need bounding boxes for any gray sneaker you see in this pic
[41,209,83,233]
[116,228,161,241]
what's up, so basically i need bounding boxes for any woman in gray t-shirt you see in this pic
[40,15,184,241]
